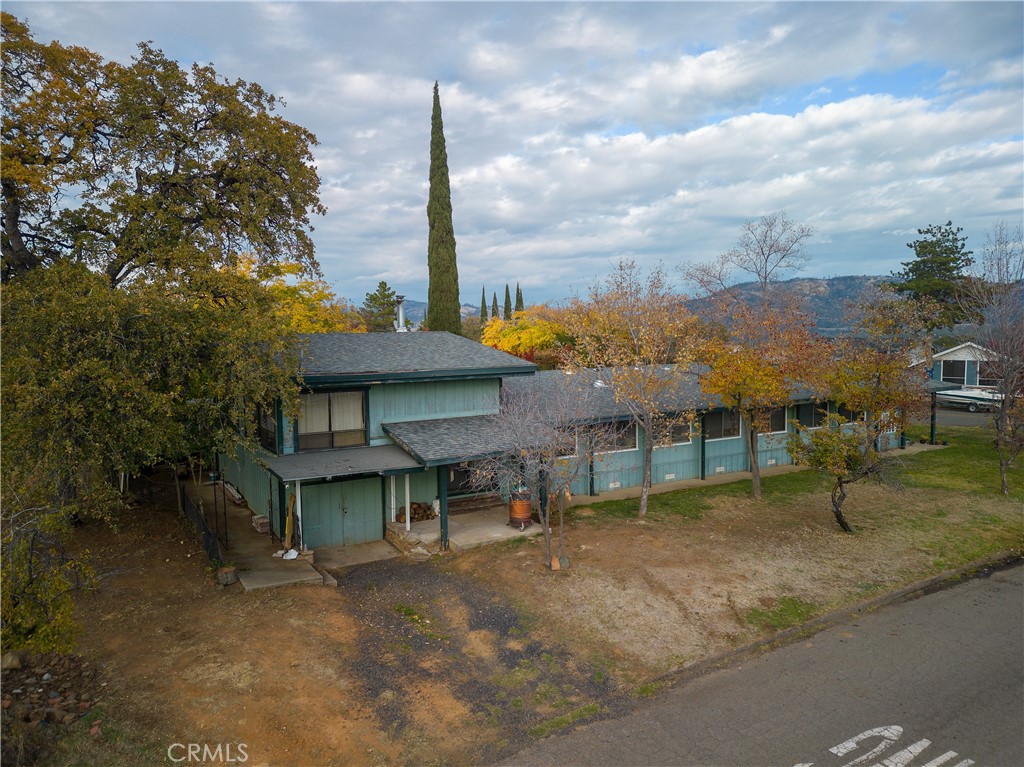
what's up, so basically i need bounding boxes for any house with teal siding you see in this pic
[502,369,858,498]
[219,332,537,552]
[219,332,901,554]
[913,342,999,388]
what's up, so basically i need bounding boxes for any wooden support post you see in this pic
[389,475,397,523]
[439,466,449,551]
[699,414,707,481]
[404,474,411,532]
[930,393,938,445]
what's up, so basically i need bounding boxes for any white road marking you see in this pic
[794,726,976,767]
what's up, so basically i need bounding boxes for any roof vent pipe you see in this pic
[395,295,408,332]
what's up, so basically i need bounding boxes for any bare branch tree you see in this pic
[957,220,1024,494]
[685,210,814,307]
[468,373,604,569]
[561,260,702,516]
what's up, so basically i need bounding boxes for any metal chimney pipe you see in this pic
[395,295,408,332]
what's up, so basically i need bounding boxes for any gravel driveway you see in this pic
[332,557,628,765]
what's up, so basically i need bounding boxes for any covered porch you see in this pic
[383,495,535,557]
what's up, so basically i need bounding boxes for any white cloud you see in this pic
[7,1,1022,304]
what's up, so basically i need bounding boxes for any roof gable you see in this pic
[931,342,994,361]
[298,332,537,383]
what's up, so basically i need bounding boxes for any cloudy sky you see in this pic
[9,2,1023,306]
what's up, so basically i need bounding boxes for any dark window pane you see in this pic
[941,360,966,385]
[797,402,823,428]
[979,362,1000,387]
[298,432,331,451]
[705,410,740,440]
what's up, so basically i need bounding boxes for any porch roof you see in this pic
[264,444,423,483]
[384,415,513,467]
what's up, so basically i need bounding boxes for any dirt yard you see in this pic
[17,443,1024,767]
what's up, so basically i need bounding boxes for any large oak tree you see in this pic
[1,14,325,649]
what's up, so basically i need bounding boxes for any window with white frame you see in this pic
[669,420,693,445]
[297,390,366,451]
[978,361,1001,388]
[595,422,638,453]
[837,405,860,423]
[941,359,966,385]
[703,410,740,440]
[795,402,825,429]
[767,407,787,434]
[654,420,692,448]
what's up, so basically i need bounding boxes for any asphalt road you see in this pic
[503,564,1024,767]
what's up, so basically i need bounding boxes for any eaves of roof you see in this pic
[299,366,535,387]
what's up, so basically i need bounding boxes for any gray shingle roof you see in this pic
[502,366,706,421]
[384,416,513,466]
[264,444,423,482]
[298,332,537,381]
[503,366,820,421]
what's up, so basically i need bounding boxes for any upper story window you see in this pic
[704,410,740,440]
[257,405,277,453]
[298,390,366,451]
[941,359,966,386]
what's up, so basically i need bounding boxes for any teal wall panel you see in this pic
[300,477,383,548]
[651,442,702,483]
[757,431,793,469]
[219,449,276,521]
[592,442,643,493]
[369,380,500,442]
[703,436,748,478]
[966,360,978,386]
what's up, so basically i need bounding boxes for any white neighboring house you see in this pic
[913,342,1003,412]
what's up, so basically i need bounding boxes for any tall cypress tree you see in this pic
[503,284,512,320]
[479,286,488,323]
[491,292,499,319]
[514,282,524,313]
[425,82,461,333]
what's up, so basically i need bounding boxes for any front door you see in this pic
[448,464,474,496]
[301,477,384,548]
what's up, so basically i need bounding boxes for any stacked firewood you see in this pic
[397,502,436,524]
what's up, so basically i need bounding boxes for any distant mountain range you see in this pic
[687,275,889,336]
[401,276,888,335]
[395,298,479,327]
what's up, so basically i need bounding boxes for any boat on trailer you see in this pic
[934,387,1003,413]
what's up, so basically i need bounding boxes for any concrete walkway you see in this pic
[185,480,324,591]
[187,442,947,586]
[387,505,542,554]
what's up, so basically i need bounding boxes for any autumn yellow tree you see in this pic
[686,211,822,501]
[697,298,823,500]
[561,260,701,516]
[260,262,364,333]
[788,294,929,531]
[480,305,568,367]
